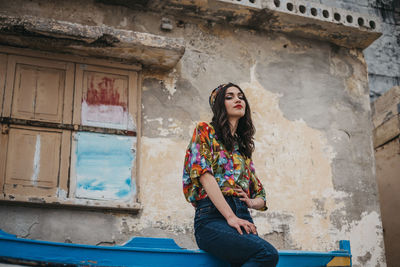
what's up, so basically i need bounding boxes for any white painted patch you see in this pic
[144,116,163,125]
[144,117,184,136]
[81,101,136,130]
[164,68,177,96]
[157,122,183,136]
[120,17,128,27]
[158,128,170,137]
[128,116,135,131]
[31,134,41,185]
[321,188,350,200]
[337,211,386,266]
[57,188,68,200]
[250,63,257,82]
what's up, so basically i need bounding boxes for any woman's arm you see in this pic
[200,172,257,235]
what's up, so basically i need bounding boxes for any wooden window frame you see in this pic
[0,54,6,117]
[0,47,142,212]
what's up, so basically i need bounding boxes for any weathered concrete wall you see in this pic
[0,0,386,266]
[312,0,400,101]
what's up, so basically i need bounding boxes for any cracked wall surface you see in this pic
[0,0,387,266]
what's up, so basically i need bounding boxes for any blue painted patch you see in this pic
[75,132,136,200]
[116,188,130,198]
[79,179,106,191]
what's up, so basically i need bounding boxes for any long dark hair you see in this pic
[210,83,255,158]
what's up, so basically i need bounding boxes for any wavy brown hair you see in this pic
[210,83,255,158]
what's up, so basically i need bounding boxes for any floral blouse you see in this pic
[182,122,267,211]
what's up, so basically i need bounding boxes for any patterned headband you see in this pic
[209,83,231,108]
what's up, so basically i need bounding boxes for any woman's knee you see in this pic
[269,246,279,265]
[254,243,279,266]
[266,245,279,266]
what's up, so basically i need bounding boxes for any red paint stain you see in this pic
[85,75,127,110]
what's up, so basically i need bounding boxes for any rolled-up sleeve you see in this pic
[249,160,268,211]
[183,122,213,203]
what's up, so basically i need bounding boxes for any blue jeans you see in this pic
[194,196,279,267]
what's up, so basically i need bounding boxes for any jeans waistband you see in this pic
[196,195,247,210]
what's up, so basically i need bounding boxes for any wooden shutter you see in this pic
[2,125,70,199]
[3,55,74,124]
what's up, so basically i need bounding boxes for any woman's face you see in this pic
[224,86,246,120]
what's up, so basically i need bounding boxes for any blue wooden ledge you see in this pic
[0,229,351,266]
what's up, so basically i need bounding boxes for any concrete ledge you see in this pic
[148,0,382,49]
[262,0,382,49]
[0,199,142,214]
[0,14,185,70]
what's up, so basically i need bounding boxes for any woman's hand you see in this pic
[235,185,265,210]
[227,215,257,235]
[235,185,254,209]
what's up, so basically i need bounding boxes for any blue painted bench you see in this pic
[0,229,351,266]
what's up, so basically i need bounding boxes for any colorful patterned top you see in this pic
[182,122,267,211]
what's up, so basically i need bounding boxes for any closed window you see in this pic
[0,50,141,210]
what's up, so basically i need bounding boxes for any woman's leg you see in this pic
[195,218,279,267]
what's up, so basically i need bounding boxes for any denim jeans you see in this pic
[194,196,279,267]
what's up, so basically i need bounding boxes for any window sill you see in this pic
[0,198,142,214]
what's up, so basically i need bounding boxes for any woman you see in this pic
[182,83,279,266]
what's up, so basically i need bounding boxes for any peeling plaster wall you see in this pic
[0,0,386,266]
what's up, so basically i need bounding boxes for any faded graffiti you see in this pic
[74,132,136,201]
[86,76,127,109]
[82,74,133,130]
